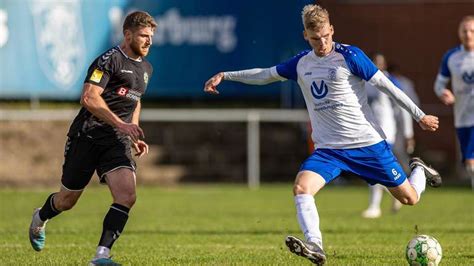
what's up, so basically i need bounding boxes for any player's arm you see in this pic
[132,100,141,126]
[204,68,282,94]
[80,83,144,142]
[434,49,455,105]
[368,71,439,132]
[434,74,455,105]
[130,100,149,157]
[204,51,306,94]
[400,107,416,154]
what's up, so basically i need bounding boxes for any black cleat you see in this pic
[409,157,442,187]
[285,235,326,265]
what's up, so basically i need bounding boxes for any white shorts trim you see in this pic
[61,183,84,192]
[100,166,135,182]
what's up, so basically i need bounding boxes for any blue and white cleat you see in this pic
[89,257,122,266]
[285,235,326,265]
[28,208,46,251]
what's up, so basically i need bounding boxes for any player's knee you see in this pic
[115,191,136,208]
[293,183,311,195]
[400,195,418,206]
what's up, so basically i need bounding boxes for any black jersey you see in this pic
[68,46,153,143]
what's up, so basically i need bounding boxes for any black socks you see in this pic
[38,193,62,221]
[98,203,130,249]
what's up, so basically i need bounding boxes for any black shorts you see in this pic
[61,134,136,190]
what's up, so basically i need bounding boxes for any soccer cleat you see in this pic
[89,257,121,266]
[409,157,442,187]
[29,208,47,251]
[361,208,381,218]
[285,235,326,265]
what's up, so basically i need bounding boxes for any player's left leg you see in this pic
[90,167,136,266]
[388,157,441,205]
[387,179,420,205]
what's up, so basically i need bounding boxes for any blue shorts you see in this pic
[456,126,474,161]
[300,140,406,187]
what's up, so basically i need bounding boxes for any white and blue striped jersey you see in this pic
[223,42,424,149]
[434,45,474,128]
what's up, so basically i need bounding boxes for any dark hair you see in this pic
[123,11,157,33]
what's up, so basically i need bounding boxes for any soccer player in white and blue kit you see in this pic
[361,53,415,219]
[204,4,441,265]
[434,15,474,190]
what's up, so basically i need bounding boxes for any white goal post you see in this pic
[0,109,309,188]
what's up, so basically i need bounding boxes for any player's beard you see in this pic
[130,41,150,57]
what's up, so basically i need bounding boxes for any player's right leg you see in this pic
[29,134,96,252]
[29,187,83,251]
[286,170,327,265]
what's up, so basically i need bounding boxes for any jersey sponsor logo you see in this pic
[144,72,149,84]
[311,80,329,99]
[116,87,129,96]
[116,87,142,101]
[304,72,312,76]
[120,69,133,74]
[90,69,104,83]
[462,71,474,84]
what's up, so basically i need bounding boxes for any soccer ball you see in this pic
[405,235,442,266]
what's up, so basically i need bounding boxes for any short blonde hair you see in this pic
[301,4,330,31]
[460,15,474,26]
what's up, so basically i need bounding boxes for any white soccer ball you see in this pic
[406,234,442,266]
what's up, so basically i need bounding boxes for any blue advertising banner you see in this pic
[0,0,310,100]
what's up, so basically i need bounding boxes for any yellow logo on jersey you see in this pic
[90,69,103,83]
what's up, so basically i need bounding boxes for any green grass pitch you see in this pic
[1,185,472,265]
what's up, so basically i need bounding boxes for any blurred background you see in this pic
[0,0,473,188]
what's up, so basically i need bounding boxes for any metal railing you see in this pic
[0,108,309,188]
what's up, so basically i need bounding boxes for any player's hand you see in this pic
[439,89,455,105]
[116,122,145,142]
[132,140,149,158]
[418,115,439,132]
[204,72,224,95]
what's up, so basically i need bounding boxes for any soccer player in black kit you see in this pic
[28,11,157,265]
